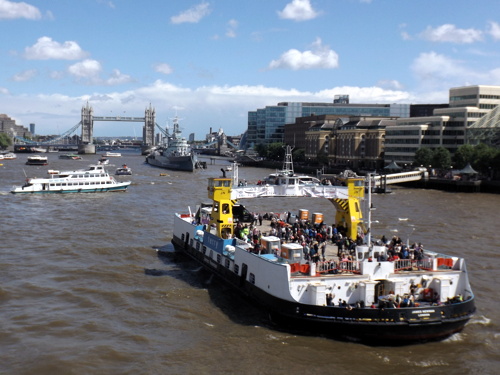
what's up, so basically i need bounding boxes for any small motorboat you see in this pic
[115,164,132,175]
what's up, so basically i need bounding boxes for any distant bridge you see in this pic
[14,102,168,154]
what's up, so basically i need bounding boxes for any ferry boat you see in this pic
[11,164,131,194]
[26,155,48,165]
[145,116,198,172]
[171,174,476,345]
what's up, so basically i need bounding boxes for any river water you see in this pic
[1,151,498,375]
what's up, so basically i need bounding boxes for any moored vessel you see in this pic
[145,116,198,172]
[170,172,475,345]
[11,164,131,194]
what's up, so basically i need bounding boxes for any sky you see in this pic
[1,0,500,138]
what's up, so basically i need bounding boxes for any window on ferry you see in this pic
[62,183,67,186]
[225,259,230,268]
[217,254,222,264]
[203,246,207,255]
[234,264,239,275]
[249,273,255,284]
[85,182,90,185]
[79,182,84,186]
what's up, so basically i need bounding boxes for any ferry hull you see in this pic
[171,234,475,345]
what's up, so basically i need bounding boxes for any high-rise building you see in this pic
[247,98,410,148]
[385,85,500,164]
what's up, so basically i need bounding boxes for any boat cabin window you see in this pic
[211,179,231,188]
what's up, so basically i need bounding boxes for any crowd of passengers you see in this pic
[232,211,426,263]
[229,212,467,309]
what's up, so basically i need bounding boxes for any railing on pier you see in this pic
[371,171,426,186]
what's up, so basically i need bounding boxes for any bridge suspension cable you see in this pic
[15,122,82,145]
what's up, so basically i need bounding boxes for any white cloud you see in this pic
[268,38,339,70]
[12,69,37,82]
[0,0,41,20]
[278,0,320,21]
[419,24,483,44]
[408,51,500,91]
[0,87,10,95]
[24,37,88,60]
[226,19,238,38]
[68,59,102,79]
[3,79,424,137]
[488,21,500,41]
[154,63,174,75]
[170,2,211,24]
[104,69,133,86]
[67,61,132,86]
[377,80,404,90]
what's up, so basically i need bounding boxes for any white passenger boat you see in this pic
[104,152,121,157]
[170,173,476,345]
[2,152,17,160]
[26,155,48,165]
[11,164,131,194]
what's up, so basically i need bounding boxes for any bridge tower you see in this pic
[79,101,96,154]
[142,104,156,154]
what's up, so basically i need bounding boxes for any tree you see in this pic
[292,148,305,163]
[413,147,433,168]
[431,147,452,169]
[453,144,475,169]
[472,143,497,175]
[254,143,267,158]
[0,133,12,149]
[267,143,285,161]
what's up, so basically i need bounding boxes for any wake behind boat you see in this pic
[170,172,475,345]
[11,164,131,194]
[145,116,198,172]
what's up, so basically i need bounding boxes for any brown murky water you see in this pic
[1,151,498,374]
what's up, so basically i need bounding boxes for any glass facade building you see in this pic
[247,101,409,147]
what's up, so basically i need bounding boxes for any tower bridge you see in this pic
[14,102,159,155]
[80,102,155,154]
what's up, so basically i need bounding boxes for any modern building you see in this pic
[385,85,500,164]
[0,114,33,140]
[247,97,410,148]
